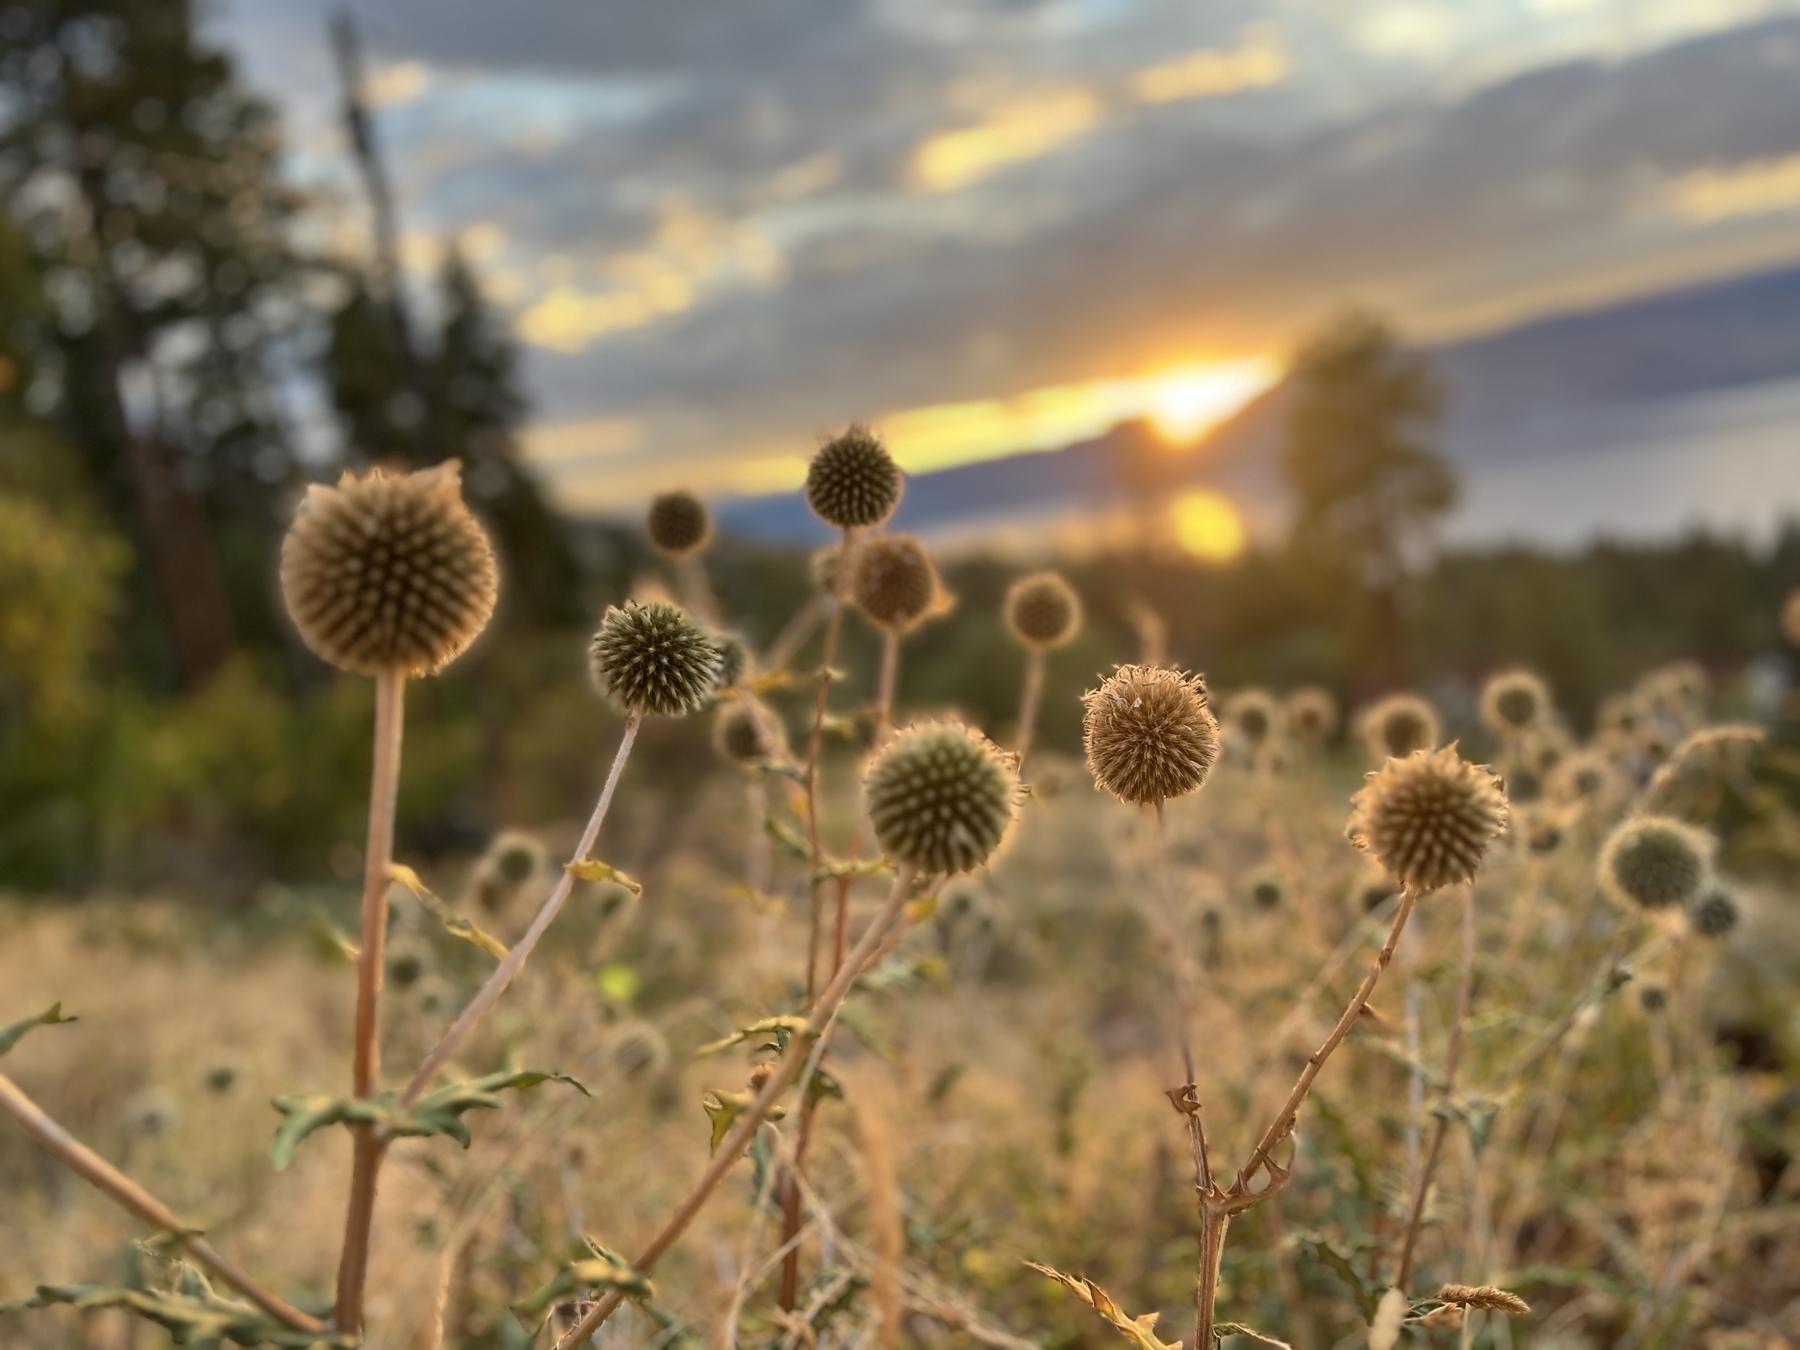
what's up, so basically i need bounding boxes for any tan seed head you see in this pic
[1361,693,1442,763]
[1346,744,1509,893]
[851,534,941,631]
[1004,571,1082,649]
[1083,664,1221,806]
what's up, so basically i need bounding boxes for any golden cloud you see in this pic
[1664,154,1800,222]
[911,88,1103,194]
[1131,37,1288,104]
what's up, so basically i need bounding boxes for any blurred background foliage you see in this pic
[1,0,1797,900]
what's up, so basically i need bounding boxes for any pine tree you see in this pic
[0,0,312,687]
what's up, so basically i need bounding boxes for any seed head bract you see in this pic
[1083,664,1221,806]
[864,720,1019,875]
[1346,745,1509,893]
[588,601,721,717]
[280,463,498,677]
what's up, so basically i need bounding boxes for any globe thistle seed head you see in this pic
[864,720,1019,875]
[1285,686,1339,743]
[1596,693,1644,739]
[1362,693,1442,763]
[1346,745,1509,893]
[490,832,544,887]
[1503,766,1543,805]
[1690,885,1740,939]
[1481,669,1551,737]
[1225,688,1280,749]
[852,533,940,631]
[1083,664,1221,806]
[1640,659,1710,717]
[1784,589,1800,648]
[1553,750,1616,803]
[712,629,752,691]
[805,425,902,529]
[588,601,721,717]
[715,703,783,766]
[1642,724,1765,817]
[1597,816,1712,912]
[646,490,712,557]
[280,463,498,677]
[1005,571,1082,649]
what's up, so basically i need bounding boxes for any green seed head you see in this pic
[805,425,903,529]
[280,463,498,677]
[852,534,940,631]
[1005,571,1082,649]
[1083,665,1220,806]
[1346,744,1509,893]
[646,490,712,557]
[588,600,721,717]
[865,720,1019,875]
[1598,816,1712,911]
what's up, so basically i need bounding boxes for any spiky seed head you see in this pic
[864,720,1019,875]
[588,601,721,717]
[1346,745,1509,893]
[1784,589,1800,647]
[1643,723,1765,816]
[1597,816,1712,911]
[1005,571,1082,649]
[1690,885,1740,938]
[1481,669,1551,736]
[805,425,902,529]
[1362,693,1442,762]
[852,533,939,631]
[1225,688,1280,748]
[646,490,712,557]
[279,463,498,676]
[1083,664,1221,805]
[1285,686,1339,743]
[715,703,783,766]
[1554,750,1615,802]
[712,629,752,691]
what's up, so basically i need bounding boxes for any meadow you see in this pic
[3,434,1800,1350]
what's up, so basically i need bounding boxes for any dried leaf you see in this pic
[1216,1324,1294,1348]
[308,908,359,964]
[388,863,512,960]
[814,856,892,882]
[565,859,643,894]
[514,1238,653,1327]
[270,1069,588,1170]
[0,1004,75,1059]
[441,915,510,961]
[1436,1283,1530,1315]
[701,1088,785,1153]
[1026,1263,1178,1350]
[696,1016,811,1057]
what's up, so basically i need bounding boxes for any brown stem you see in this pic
[777,1093,822,1310]
[554,866,921,1350]
[1152,802,1197,1085]
[1194,1206,1230,1350]
[875,626,901,749]
[1395,884,1477,1293]
[403,710,643,1105]
[333,667,406,1332]
[1237,885,1419,1194]
[675,552,721,626]
[1014,649,1045,768]
[765,595,826,675]
[0,1073,321,1332]
[804,528,855,1005]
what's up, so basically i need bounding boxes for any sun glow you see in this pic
[1171,489,1246,561]
[1147,363,1271,445]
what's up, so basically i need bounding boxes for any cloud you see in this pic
[1664,152,1800,220]
[1130,34,1288,104]
[911,88,1103,194]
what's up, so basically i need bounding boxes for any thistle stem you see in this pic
[1014,648,1045,768]
[803,527,854,1005]
[554,866,921,1350]
[1152,802,1197,1085]
[874,626,901,749]
[333,665,406,1333]
[1193,1206,1230,1350]
[403,709,644,1105]
[0,1073,323,1333]
[1396,883,1476,1293]
[676,552,720,626]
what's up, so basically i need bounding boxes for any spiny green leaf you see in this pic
[565,859,643,894]
[701,1089,785,1154]
[270,1069,589,1170]
[0,1004,75,1059]
[513,1238,653,1328]
[696,1015,811,1057]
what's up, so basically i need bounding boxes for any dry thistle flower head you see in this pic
[1436,1285,1531,1316]
[1346,744,1509,893]
[1005,571,1082,649]
[1285,685,1339,743]
[1480,669,1551,737]
[1362,693,1442,762]
[1784,588,1800,647]
[1224,688,1280,749]
[1597,815,1712,911]
[280,463,498,676]
[588,600,721,717]
[1553,749,1616,802]
[646,490,712,557]
[864,720,1019,875]
[806,425,902,529]
[715,703,783,766]
[1690,884,1740,938]
[852,534,941,631]
[1083,664,1221,806]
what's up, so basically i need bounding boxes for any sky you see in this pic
[212,0,1800,515]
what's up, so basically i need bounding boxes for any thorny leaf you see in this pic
[513,1237,653,1327]
[1025,1262,1178,1350]
[0,1247,351,1348]
[0,1004,75,1059]
[270,1069,589,1170]
[564,859,643,894]
[1216,1324,1294,1349]
[387,863,511,960]
[702,1088,785,1154]
[696,1016,811,1058]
